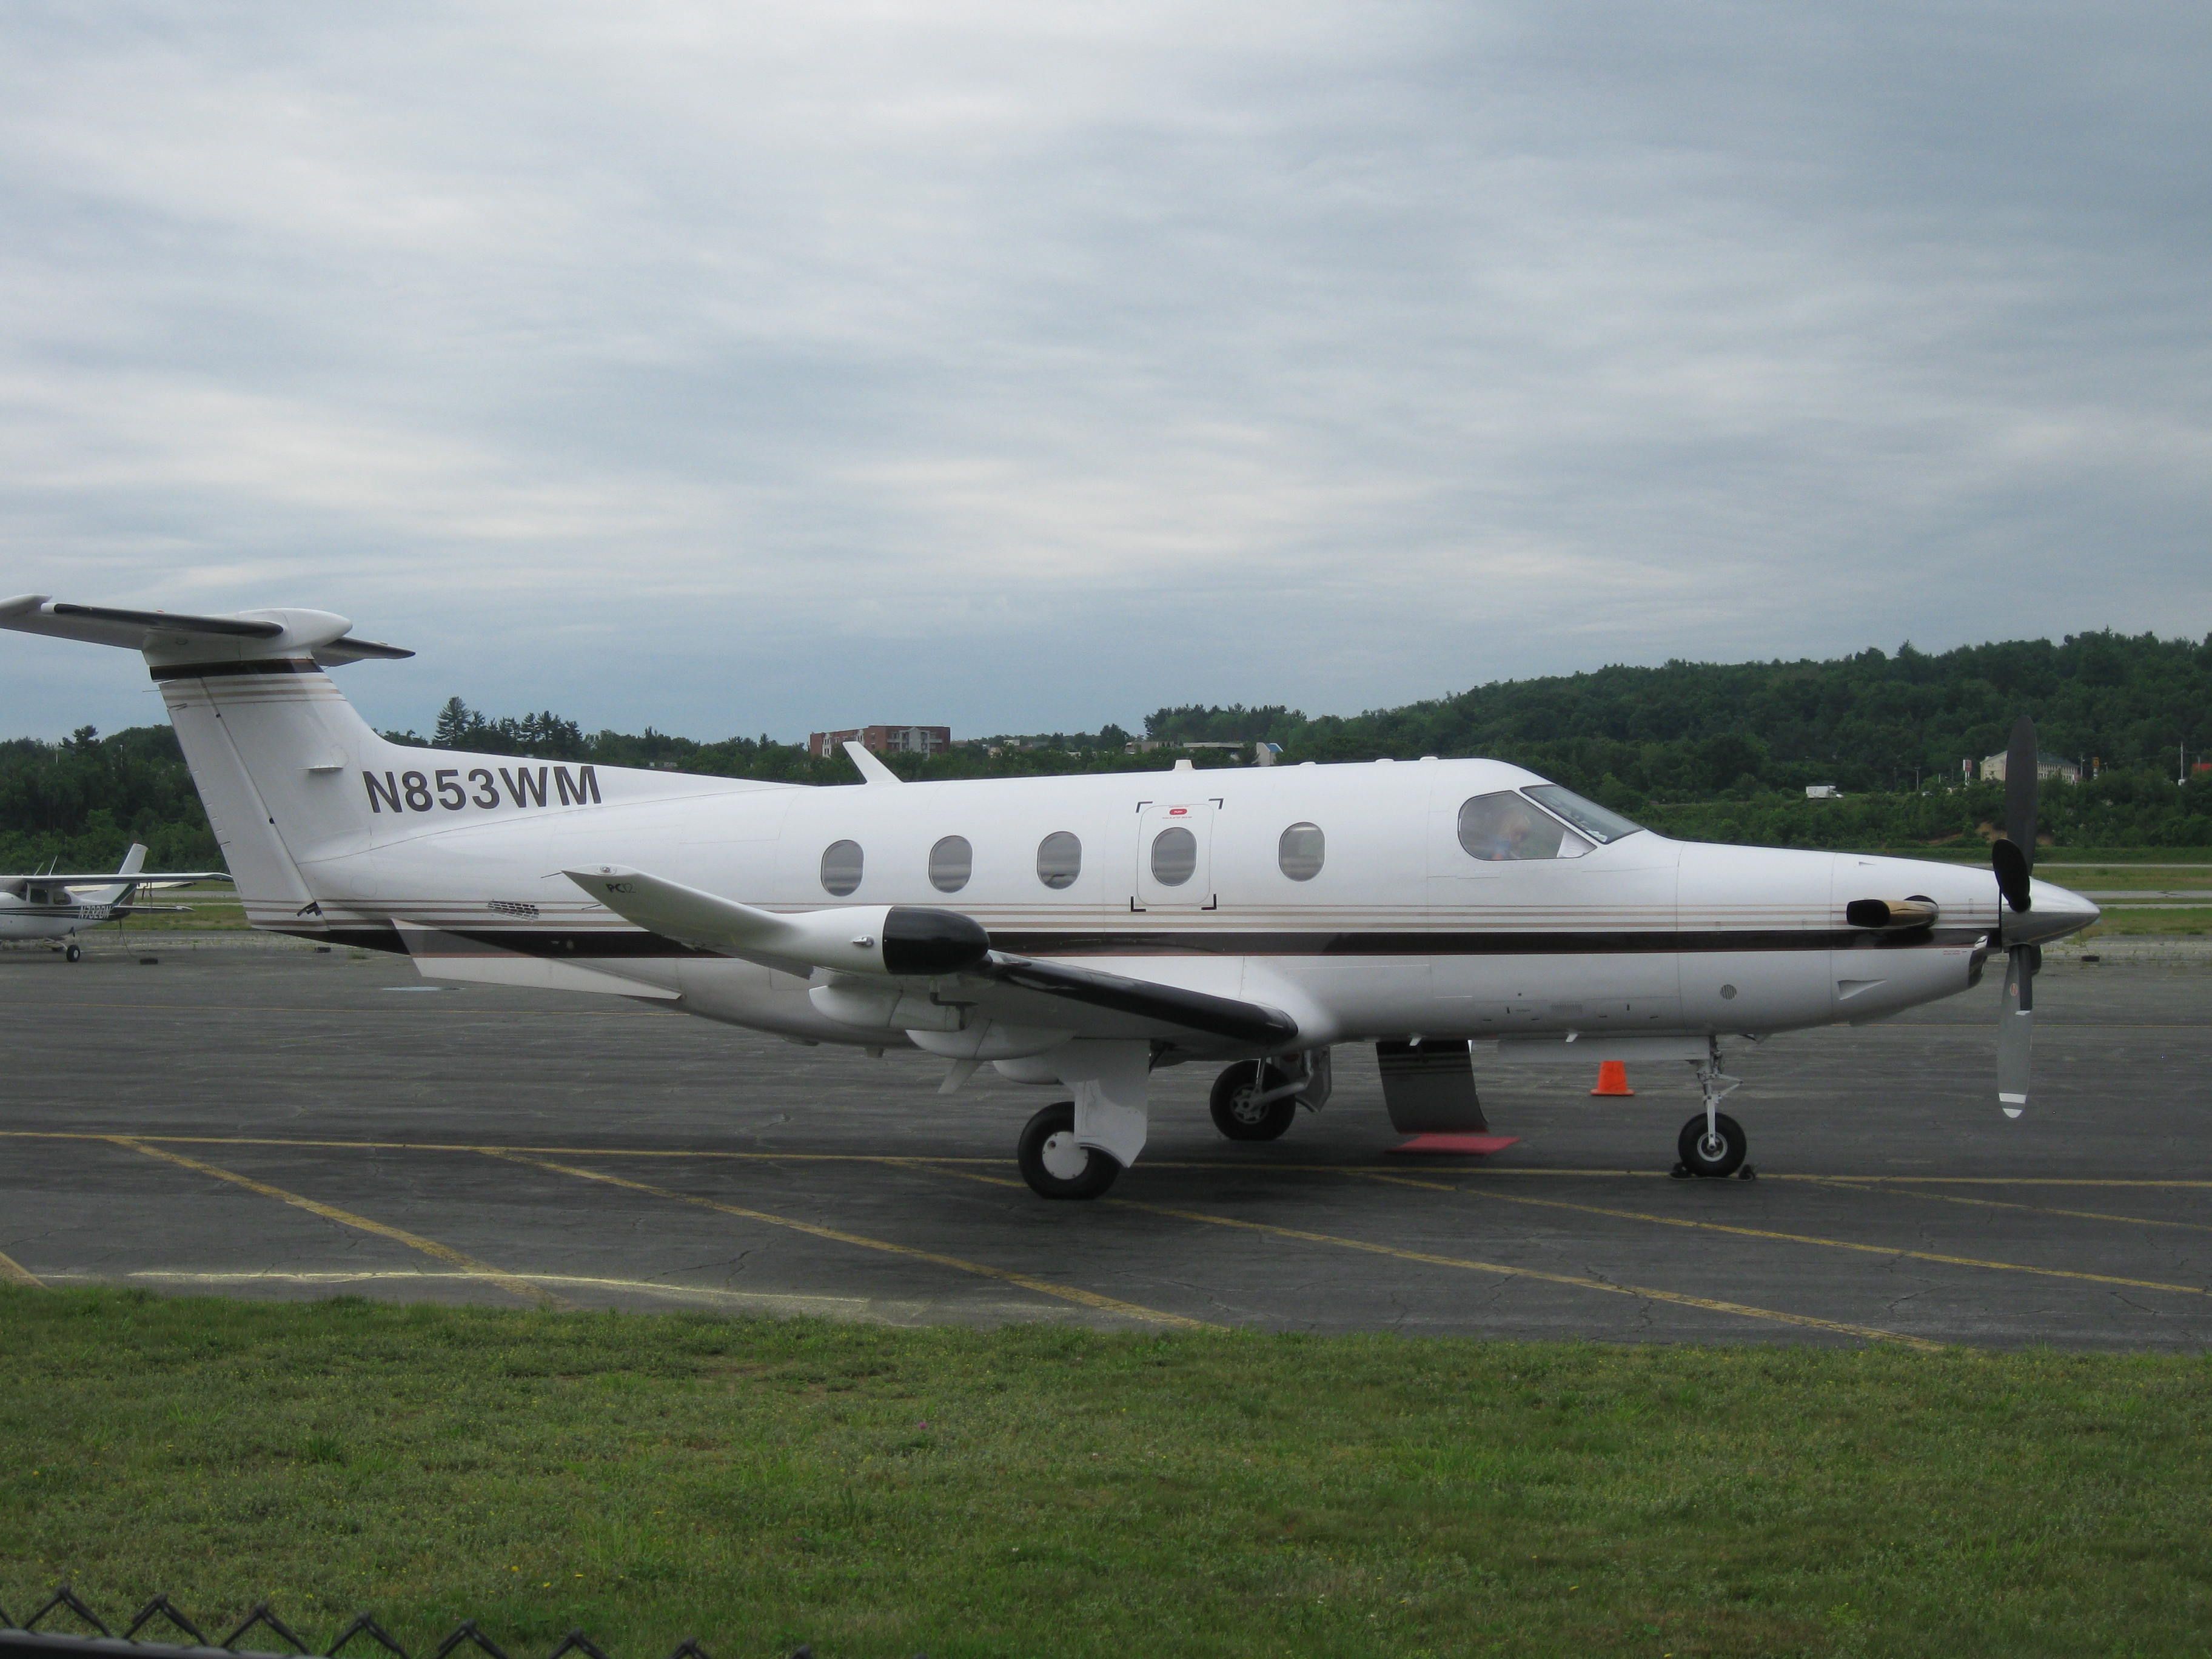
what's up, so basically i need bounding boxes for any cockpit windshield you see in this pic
[1522,785,1644,845]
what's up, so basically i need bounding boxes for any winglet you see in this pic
[842,741,902,785]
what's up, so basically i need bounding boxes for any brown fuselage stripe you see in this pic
[286,920,1985,962]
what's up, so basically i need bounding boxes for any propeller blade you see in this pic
[2003,714,2037,871]
[1992,837,2032,915]
[1997,944,2036,1118]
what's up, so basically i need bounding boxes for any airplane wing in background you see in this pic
[0,873,232,896]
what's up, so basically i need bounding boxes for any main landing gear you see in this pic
[63,942,82,963]
[1209,1061,1299,1142]
[1017,1101,1122,1201]
[1673,1039,1754,1179]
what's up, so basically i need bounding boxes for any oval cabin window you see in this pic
[1150,825,1198,886]
[1278,822,1325,881]
[1036,831,1082,890]
[820,839,864,896]
[928,835,972,894]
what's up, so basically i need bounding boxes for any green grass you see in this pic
[5,1292,2211,1657]
[2079,906,2212,938]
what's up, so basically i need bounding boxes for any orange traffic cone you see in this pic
[1590,1060,1635,1097]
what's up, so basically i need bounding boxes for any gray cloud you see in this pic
[2,1,2206,740]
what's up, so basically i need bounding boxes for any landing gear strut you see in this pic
[1674,1039,1752,1179]
[1017,1101,1121,1200]
[1209,1061,1298,1142]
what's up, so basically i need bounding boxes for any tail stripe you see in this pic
[150,659,321,682]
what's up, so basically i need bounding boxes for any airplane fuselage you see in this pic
[259,754,2077,1056]
[0,889,132,943]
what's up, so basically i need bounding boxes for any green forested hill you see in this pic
[1150,632,2212,794]
[5,631,2208,871]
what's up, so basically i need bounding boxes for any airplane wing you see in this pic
[565,865,1297,1049]
[0,873,232,896]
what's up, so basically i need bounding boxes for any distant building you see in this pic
[1805,784,1841,800]
[1124,739,1277,763]
[1979,751,2081,784]
[808,725,952,759]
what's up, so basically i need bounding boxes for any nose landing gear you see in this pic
[1672,1039,1755,1179]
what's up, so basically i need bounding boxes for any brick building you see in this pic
[808,725,953,759]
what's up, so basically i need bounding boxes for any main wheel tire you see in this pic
[1017,1101,1121,1200]
[1209,1062,1298,1142]
[64,943,81,963]
[1677,1111,1747,1178]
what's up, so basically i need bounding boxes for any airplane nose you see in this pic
[2008,877,2100,946]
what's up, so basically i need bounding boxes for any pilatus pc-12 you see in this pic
[2,597,2097,1196]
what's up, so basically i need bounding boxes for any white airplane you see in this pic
[0,842,231,960]
[1,596,2099,1196]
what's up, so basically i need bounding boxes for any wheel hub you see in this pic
[1039,1130,1090,1182]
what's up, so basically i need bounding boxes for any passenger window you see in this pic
[1150,826,1198,886]
[820,839,863,895]
[1456,792,1590,862]
[1036,831,1082,890]
[928,835,971,894]
[1278,822,1324,881]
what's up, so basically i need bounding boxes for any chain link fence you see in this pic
[0,1586,846,1659]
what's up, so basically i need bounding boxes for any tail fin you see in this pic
[1,597,412,928]
[82,843,151,908]
[2,596,774,946]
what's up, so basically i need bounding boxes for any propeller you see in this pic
[1991,714,2038,1118]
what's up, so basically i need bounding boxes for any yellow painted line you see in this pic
[487,1151,1212,1331]
[0,1248,44,1288]
[0,1130,1000,1163]
[915,1164,1937,1349]
[1372,1175,2212,1302]
[52,1270,1073,1322]
[14,1130,2212,1189]
[1801,1176,2212,1235]
[107,1138,565,1309]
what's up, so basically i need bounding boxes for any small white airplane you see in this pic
[0,842,231,960]
[1,596,2099,1195]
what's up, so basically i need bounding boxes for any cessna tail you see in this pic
[1,594,2101,1195]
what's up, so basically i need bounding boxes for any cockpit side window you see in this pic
[1522,784,1644,845]
[1456,791,1591,862]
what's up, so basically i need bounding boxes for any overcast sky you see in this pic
[2,2,2207,742]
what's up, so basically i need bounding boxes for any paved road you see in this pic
[3,945,2208,1349]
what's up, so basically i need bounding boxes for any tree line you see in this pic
[5,630,2208,871]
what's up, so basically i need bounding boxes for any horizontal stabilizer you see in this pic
[0,595,411,665]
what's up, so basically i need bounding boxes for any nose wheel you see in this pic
[1675,1111,1747,1178]
[1672,1039,1754,1178]
[1017,1101,1122,1200]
